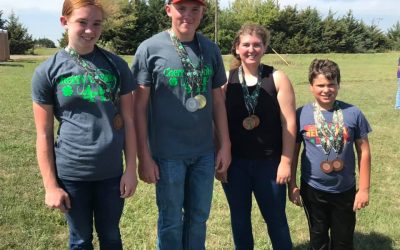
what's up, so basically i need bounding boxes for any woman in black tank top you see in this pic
[218,23,296,250]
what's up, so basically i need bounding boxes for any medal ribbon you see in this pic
[313,101,345,156]
[168,30,204,96]
[65,46,120,105]
[238,65,262,115]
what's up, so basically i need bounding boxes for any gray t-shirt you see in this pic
[132,31,227,159]
[296,101,372,193]
[32,47,135,181]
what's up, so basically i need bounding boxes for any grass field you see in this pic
[0,50,399,249]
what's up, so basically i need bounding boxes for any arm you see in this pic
[133,85,159,184]
[212,87,231,183]
[288,143,302,206]
[119,92,138,198]
[353,137,371,211]
[32,102,70,213]
[274,70,297,184]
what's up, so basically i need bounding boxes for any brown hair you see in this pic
[308,59,341,85]
[62,0,107,19]
[230,23,270,70]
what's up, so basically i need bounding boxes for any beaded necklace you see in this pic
[168,30,204,95]
[65,46,120,104]
[238,65,263,116]
[312,101,345,156]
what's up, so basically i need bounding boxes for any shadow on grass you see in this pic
[293,231,395,250]
[0,63,24,67]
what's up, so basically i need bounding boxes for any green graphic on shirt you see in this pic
[57,72,116,102]
[163,65,213,94]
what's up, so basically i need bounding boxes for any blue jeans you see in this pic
[154,152,215,250]
[222,157,292,250]
[396,78,400,109]
[59,176,124,250]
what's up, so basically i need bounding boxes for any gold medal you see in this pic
[194,94,207,109]
[113,113,124,130]
[243,116,256,130]
[320,160,333,174]
[332,158,344,172]
[250,114,260,128]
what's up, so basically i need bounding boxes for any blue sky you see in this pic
[1,0,398,45]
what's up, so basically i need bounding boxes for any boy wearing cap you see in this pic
[132,0,231,249]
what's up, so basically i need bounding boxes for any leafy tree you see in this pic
[230,0,278,27]
[217,8,240,55]
[6,12,34,54]
[35,38,56,48]
[101,1,137,54]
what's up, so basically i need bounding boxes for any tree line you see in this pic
[2,0,400,55]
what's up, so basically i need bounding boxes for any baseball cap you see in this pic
[167,0,206,6]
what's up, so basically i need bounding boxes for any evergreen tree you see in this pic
[6,12,34,54]
[388,22,400,50]
[35,38,56,48]
[58,31,68,48]
[0,10,7,29]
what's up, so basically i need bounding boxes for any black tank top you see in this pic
[226,64,282,159]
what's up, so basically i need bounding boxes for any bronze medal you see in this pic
[250,114,260,128]
[194,94,207,109]
[332,158,344,172]
[113,113,124,130]
[243,116,255,130]
[320,160,333,174]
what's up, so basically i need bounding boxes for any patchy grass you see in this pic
[0,52,399,249]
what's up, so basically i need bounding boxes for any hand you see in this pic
[288,185,302,207]
[353,189,369,211]
[120,168,138,198]
[215,170,228,183]
[215,146,231,183]
[276,162,291,184]
[138,157,159,184]
[45,186,71,213]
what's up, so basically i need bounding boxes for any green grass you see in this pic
[1,51,399,249]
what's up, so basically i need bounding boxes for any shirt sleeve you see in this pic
[31,63,54,105]
[116,56,136,95]
[131,44,153,86]
[355,109,372,139]
[211,43,227,89]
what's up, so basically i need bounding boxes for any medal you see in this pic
[169,30,205,113]
[194,94,207,109]
[320,160,333,174]
[332,158,344,172]
[186,97,199,112]
[238,65,263,130]
[243,116,256,130]
[113,113,124,130]
[313,101,345,172]
[250,114,260,128]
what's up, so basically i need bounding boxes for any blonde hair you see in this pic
[230,23,270,70]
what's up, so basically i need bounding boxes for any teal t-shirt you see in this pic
[132,31,227,159]
[32,47,135,181]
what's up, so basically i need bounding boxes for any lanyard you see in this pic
[312,101,345,156]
